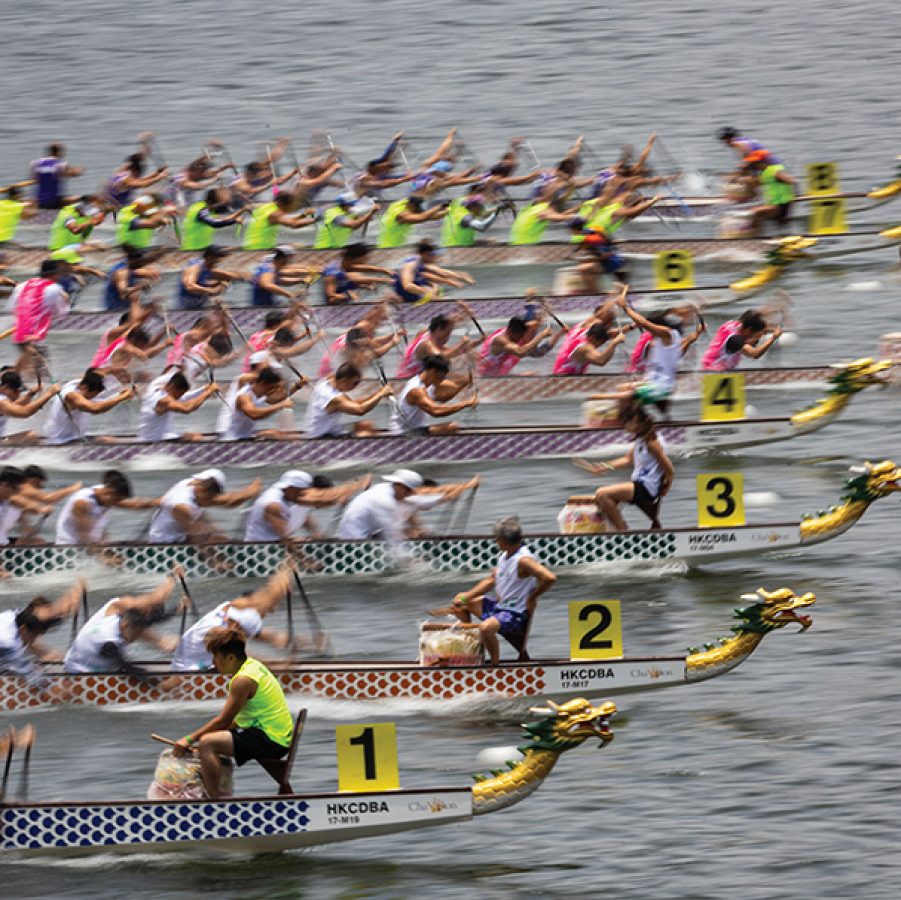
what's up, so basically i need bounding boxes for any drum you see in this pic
[581,399,619,428]
[557,495,606,534]
[147,748,234,800]
[419,621,483,666]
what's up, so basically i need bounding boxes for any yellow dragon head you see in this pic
[734,587,816,634]
[518,698,617,753]
[826,358,893,392]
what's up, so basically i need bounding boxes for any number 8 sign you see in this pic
[697,473,745,527]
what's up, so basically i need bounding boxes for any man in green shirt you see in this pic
[173,626,293,798]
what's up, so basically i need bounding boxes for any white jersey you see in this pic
[42,380,89,445]
[148,478,200,543]
[644,328,682,394]
[223,385,276,440]
[63,599,126,673]
[304,378,348,438]
[216,378,241,434]
[138,376,177,441]
[337,482,407,542]
[494,545,536,614]
[0,609,22,653]
[0,500,21,546]
[389,375,433,435]
[170,601,263,671]
[55,485,109,545]
[244,485,310,541]
[631,435,666,496]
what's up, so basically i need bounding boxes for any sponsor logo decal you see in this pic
[326,800,390,815]
[408,797,459,813]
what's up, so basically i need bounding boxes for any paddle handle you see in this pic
[151,733,179,748]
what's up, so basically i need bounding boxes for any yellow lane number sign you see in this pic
[805,162,841,195]
[336,722,400,792]
[697,473,745,527]
[808,197,847,235]
[654,250,695,290]
[701,373,746,421]
[569,600,623,660]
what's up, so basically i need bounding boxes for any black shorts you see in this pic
[230,726,289,767]
[774,202,792,224]
[630,480,661,524]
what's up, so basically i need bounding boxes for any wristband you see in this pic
[184,736,194,746]
[453,593,467,606]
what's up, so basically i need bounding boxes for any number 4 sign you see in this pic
[701,373,746,421]
[336,722,400,792]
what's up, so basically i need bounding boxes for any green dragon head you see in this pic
[826,358,893,395]
[518,698,617,754]
[732,587,816,635]
[766,235,817,266]
[840,460,901,502]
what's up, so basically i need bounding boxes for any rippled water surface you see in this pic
[2,1,901,898]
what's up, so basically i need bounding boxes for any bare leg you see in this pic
[595,483,635,532]
[427,422,460,436]
[198,730,234,799]
[453,596,483,624]
[478,616,502,664]
[354,420,378,436]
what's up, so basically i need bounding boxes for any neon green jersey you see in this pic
[232,657,293,747]
[49,204,93,251]
[181,201,215,251]
[314,205,353,249]
[377,199,414,248]
[0,200,26,243]
[509,202,550,245]
[761,165,795,205]
[116,204,153,248]
[242,202,280,250]
[441,199,476,247]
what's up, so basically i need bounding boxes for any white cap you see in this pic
[136,194,158,211]
[274,244,296,256]
[249,350,271,367]
[196,468,226,491]
[382,468,423,490]
[277,470,313,490]
[337,191,357,206]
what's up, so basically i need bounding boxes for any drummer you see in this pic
[63,571,181,674]
[172,625,294,799]
[243,470,371,541]
[451,516,556,664]
[170,566,295,671]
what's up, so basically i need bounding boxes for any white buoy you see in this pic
[745,491,782,507]
[744,403,759,417]
[475,746,523,770]
[777,332,798,347]
[845,281,883,292]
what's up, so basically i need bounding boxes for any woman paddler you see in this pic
[574,401,674,531]
[172,625,294,799]
[701,309,782,371]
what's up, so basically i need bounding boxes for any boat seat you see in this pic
[258,708,306,795]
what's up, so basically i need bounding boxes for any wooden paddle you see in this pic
[571,456,613,475]
[291,567,330,654]
[14,724,35,801]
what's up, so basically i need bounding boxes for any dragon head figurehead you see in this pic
[841,460,901,501]
[826,358,893,394]
[733,587,816,635]
[519,698,616,753]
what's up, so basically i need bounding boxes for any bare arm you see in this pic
[327,386,392,416]
[517,556,557,615]
[646,436,675,496]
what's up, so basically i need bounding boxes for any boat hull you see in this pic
[0,788,472,857]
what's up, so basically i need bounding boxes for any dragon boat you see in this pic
[2,229,896,275]
[0,588,814,712]
[1,460,896,580]
[0,698,615,857]
[0,359,888,469]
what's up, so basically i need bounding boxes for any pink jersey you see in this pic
[317,333,347,378]
[90,334,127,369]
[242,328,275,373]
[702,320,742,371]
[396,329,442,379]
[477,328,521,377]
[165,332,188,368]
[12,277,57,344]
[628,331,653,373]
[552,325,589,375]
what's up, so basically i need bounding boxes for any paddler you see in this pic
[313,192,380,249]
[0,186,37,245]
[701,309,782,371]
[0,584,83,699]
[170,155,233,210]
[552,321,625,375]
[218,365,303,440]
[451,515,556,664]
[390,239,475,304]
[0,368,61,442]
[103,247,161,311]
[47,194,106,252]
[321,242,393,304]
[744,150,797,235]
[376,194,445,248]
[88,321,171,383]
[241,190,317,250]
[0,466,54,547]
[63,571,182,674]
[337,468,438,542]
[243,470,371,541]
[103,152,169,210]
[476,314,557,377]
[304,362,393,438]
[390,354,477,436]
[8,259,70,372]
[172,625,294,799]
[250,246,318,307]
[509,197,581,245]
[717,127,781,165]
[137,371,221,441]
[180,187,246,250]
[575,400,674,531]
[116,194,177,249]
[170,566,296,671]
[441,192,505,247]
[54,469,160,545]
[147,470,262,544]
[30,143,84,209]
[178,245,246,310]
[41,367,134,445]
[395,311,473,378]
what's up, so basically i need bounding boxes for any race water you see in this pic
[2,1,901,897]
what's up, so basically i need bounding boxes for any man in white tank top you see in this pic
[0,466,55,551]
[304,362,392,438]
[42,367,134,445]
[147,469,261,544]
[244,470,371,542]
[138,371,221,441]
[389,354,477,436]
[220,366,300,441]
[55,469,160,545]
[0,368,61,442]
[451,516,556,664]
[63,571,181,674]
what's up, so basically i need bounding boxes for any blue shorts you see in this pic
[601,252,625,273]
[480,596,528,638]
